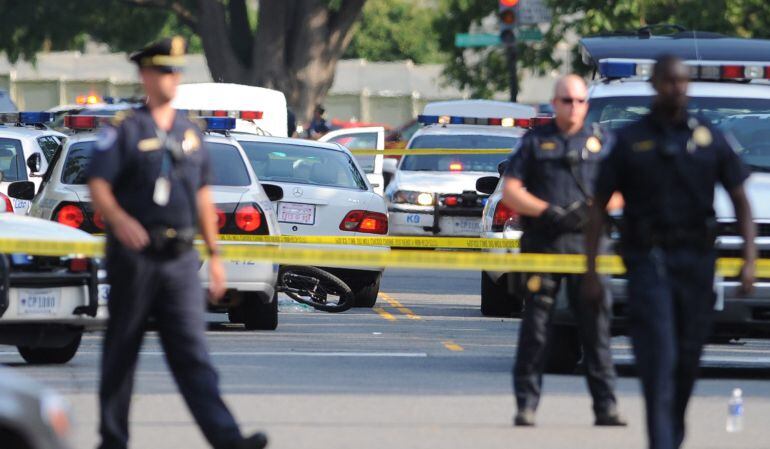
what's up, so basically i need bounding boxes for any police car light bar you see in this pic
[63,115,112,130]
[599,58,770,81]
[187,110,264,120]
[417,115,553,128]
[0,112,54,125]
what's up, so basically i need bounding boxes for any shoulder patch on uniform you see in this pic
[632,140,655,152]
[182,128,201,154]
[95,127,117,151]
[540,141,557,151]
[692,126,713,147]
[138,137,162,152]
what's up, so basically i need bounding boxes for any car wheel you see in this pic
[480,271,522,317]
[545,325,582,374]
[17,332,82,365]
[239,292,278,331]
[351,272,381,308]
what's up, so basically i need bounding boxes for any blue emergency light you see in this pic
[201,116,236,131]
[0,111,53,125]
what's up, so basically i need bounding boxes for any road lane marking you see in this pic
[380,292,422,320]
[372,307,397,321]
[442,340,464,352]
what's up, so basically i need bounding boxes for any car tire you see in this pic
[17,332,82,365]
[239,292,278,331]
[545,325,582,374]
[480,271,522,317]
[351,273,381,308]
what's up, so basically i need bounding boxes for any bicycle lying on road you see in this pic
[277,266,354,313]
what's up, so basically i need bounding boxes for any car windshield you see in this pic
[401,134,518,172]
[588,96,770,172]
[238,140,368,190]
[61,140,251,186]
[0,138,26,182]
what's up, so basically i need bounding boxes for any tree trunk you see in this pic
[192,0,365,124]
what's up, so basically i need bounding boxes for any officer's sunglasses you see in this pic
[558,97,587,105]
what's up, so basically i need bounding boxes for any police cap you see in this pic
[129,36,187,73]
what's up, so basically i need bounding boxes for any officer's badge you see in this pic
[170,36,186,56]
[182,129,201,154]
[586,136,602,153]
[527,275,542,293]
[540,141,557,151]
[632,140,655,152]
[692,126,713,147]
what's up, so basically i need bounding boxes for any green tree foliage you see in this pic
[436,0,770,98]
[344,0,443,63]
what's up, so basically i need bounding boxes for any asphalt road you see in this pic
[3,268,770,449]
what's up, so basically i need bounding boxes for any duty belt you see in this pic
[146,226,196,258]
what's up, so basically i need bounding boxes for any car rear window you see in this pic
[0,137,26,181]
[401,134,518,172]
[61,140,251,186]
[238,140,367,190]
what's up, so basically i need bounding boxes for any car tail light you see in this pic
[69,258,89,272]
[340,210,388,234]
[491,201,518,232]
[93,211,105,230]
[0,193,12,213]
[235,204,262,232]
[55,204,85,229]
[215,208,226,230]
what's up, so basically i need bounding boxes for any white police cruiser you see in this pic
[0,112,65,214]
[26,114,283,330]
[385,100,537,237]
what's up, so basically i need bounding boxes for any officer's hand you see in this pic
[739,260,756,296]
[111,213,150,251]
[540,205,566,229]
[580,271,604,313]
[208,256,227,303]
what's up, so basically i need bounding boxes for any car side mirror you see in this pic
[497,160,509,176]
[475,176,500,195]
[261,183,283,202]
[7,181,35,201]
[383,158,398,175]
[26,153,42,174]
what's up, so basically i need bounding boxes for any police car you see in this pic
[27,114,283,330]
[385,100,537,237]
[0,204,103,364]
[233,134,388,307]
[0,112,65,214]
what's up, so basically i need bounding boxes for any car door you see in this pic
[319,127,385,195]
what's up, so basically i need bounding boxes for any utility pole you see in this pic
[499,0,519,102]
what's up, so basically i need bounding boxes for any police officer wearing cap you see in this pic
[88,37,268,449]
[584,55,756,449]
[502,75,626,427]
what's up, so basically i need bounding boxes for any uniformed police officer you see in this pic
[87,37,268,449]
[502,75,626,427]
[584,55,756,449]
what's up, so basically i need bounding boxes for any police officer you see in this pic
[502,75,626,427]
[87,37,267,449]
[584,55,756,449]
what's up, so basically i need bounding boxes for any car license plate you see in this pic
[18,288,59,315]
[277,202,316,225]
[450,217,481,235]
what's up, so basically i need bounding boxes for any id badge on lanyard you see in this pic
[153,129,172,206]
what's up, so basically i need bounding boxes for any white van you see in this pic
[172,83,288,137]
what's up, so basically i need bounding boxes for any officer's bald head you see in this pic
[651,55,690,111]
[551,75,589,134]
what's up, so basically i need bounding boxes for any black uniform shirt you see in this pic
[595,112,749,230]
[504,122,608,219]
[87,106,211,230]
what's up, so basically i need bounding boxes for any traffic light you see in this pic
[499,0,518,45]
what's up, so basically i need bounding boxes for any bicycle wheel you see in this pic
[279,266,355,313]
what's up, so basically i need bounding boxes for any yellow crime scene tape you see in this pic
[218,234,520,249]
[348,148,513,156]
[0,237,766,277]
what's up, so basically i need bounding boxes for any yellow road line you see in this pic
[442,340,464,352]
[380,292,422,320]
[372,307,396,322]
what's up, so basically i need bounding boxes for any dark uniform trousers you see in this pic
[624,247,716,449]
[99,243,242,449]
[514,232,618,415]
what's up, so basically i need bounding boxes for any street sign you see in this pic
[516,27,543,41]
[455,33,500,48]
[517,0,552,25]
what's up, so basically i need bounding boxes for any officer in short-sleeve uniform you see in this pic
[503,99,624,427]
[87,38,266,449]
[587,55,755,449]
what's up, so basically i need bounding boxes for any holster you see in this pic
[146,227,195,258]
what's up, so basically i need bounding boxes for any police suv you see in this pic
[26,114,283,330]
[0,112,65,214]
[385,100,537,237]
